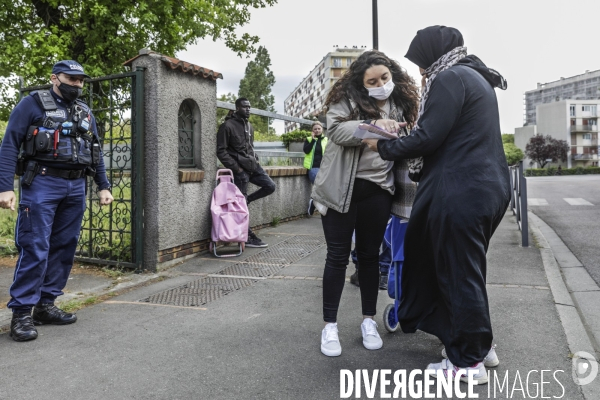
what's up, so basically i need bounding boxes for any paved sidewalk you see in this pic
[0,212,596,399]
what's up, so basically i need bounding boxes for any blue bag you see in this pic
[385,216,408,299]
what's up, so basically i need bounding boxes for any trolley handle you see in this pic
[216,169,234,184]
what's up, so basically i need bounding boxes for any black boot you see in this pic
[32,303,77,325]
[350,268,360,287]
[379,274,388,291]
[10,312,38,342]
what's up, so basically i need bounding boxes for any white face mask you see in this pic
[365,79,395,100]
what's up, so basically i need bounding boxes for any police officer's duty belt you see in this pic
[38,165,86,179]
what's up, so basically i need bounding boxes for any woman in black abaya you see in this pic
[362,26,510,384]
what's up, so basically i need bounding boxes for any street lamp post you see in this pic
[372,0,379,50]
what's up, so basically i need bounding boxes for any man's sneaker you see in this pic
[32,303,77,325]
[379,274,388,291]
[349,269,359,287]
[308,199,316,216]
[426,358,488,385]
[441,344,499,368]
[361,318,383,350]
[246,232,268,248]
[9,313,38,342]
[321,323,342,357]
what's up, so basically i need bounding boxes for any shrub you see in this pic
[524,166,600,176]
[280,129,312,149]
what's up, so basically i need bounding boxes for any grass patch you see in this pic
[59,296,99,313]
[101,267,126,279]
[270,216,281,227]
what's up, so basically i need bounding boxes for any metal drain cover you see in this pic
[139,276,256,307]
[140,235,325,307]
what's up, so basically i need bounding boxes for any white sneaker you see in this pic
[441,344,499,368]
[321,323,342,357]
[361,318,383,350]
[426,358,488,385]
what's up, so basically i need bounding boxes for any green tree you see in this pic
[238,46,276,135]
[0,0,277,120]
[217,93,237,126]
[503,142,524,166]
[501,133,515,144]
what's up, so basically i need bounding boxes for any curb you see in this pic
[528,211,600,399]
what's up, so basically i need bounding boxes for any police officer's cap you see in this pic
[52,60,90,79]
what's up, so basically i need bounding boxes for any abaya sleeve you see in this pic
[377,70,465,161]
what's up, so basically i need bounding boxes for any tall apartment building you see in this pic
[284,47,365,132]
[515,99,599,168]
[524,69,600,126]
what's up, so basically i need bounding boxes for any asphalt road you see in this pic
[526,175,600,285]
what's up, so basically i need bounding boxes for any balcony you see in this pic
[570,125,598,132]
[572,153,599,160]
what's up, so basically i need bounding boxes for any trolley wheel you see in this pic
[383,303,400,333]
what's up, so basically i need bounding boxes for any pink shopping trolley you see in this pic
[209,169,249,257]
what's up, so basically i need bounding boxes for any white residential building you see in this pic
[284,47,365,132]
[523,69,600,126]
[515,99,599,168]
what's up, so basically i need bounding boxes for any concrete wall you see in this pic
[130,53,311,271]
[514,125,537,168]
[537,101,570,168]
[130,53,217,271]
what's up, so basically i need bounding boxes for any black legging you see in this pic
[321,179,392,322]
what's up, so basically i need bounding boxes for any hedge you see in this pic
[524,167,600,176]
[280,129,312,149]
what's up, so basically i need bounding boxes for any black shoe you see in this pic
[308,199,316,216]
[10,313,38,342]
[379,274,388,291]
[350,269,360,287]
[246,232,268,248]
[32,303,77,325]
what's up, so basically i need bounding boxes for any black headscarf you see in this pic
[404,25,463,70]
[405,25,507,90]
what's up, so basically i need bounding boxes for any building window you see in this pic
[583,133,592,140]
[582,104,598,115]
[333,69,341,78]
[346,58,352,66]
[570,104,576,116]
[178,100,196,167]
[332,57,341,67]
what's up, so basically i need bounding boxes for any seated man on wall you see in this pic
[216,97,276,248]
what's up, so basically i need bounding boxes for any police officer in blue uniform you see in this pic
[0,60,114,342]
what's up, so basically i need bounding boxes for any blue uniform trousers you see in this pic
[8,175,86,312]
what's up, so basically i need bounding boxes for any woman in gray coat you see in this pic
[312,50,419,357]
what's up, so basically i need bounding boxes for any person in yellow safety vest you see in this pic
[304,121,327,215]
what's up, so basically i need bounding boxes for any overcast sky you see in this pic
[177,0,600,134]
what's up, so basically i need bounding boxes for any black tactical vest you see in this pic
[24,90,100,167]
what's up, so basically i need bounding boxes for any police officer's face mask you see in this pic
[56,76,83,102]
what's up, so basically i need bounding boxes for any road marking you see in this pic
[529,198,548,206]
[564,198,594,206]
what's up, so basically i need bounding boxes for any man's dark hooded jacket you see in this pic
[216,112,258,173]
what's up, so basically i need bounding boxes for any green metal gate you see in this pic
[19,68,145,270]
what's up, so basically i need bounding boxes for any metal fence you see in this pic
[509,160,529,247]
[18,69,145,270]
